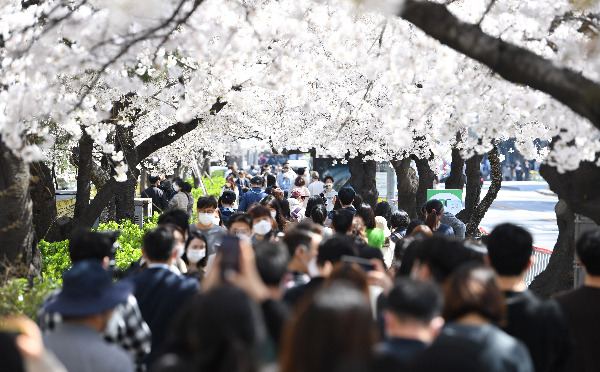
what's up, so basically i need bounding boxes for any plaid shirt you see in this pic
[39,290,152,372]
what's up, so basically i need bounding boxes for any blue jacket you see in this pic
[238,187,268,212]
[128,267,198,366]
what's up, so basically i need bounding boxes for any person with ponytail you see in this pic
[424,199,455,236]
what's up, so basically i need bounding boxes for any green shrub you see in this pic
[0,277,60,320]
[39,239,71,284]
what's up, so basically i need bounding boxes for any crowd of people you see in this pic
[2,162,600,372]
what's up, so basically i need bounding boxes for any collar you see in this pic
[147,263,170,270]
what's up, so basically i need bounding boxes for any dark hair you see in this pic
[260,195,286,231]
[407,219,424,235]
[180,181,192,193]
[280,282,376,372]
[149,175,160,184]
[255,242,290,286]
[352,194,363,210]
[220,190,237,205]
[183,230,208,268]
[485,223,533,276]
[391,210,410,229]
[424,199,444,231]
[338,187,356,206]
[374,201,392,228]
[227,213,253,229]
[277,198,292,221]
[247,204,271,220]
[250,176,264,186]
[294,176,306,187]
[356,204,376,230]
[359,245,385,269]
[266,174,277,188]
[324,175,334,183]
[413,236,484,283]
[305,195,325,218]
[317,235,358,266]
[576,229,600,275]
[331,209,354,234]
[283,227,314,257]
[311,204,328,225]
[143,226,175,262]
[69,229,115,262]
[386,278,444,324]
[159,286,263,372]
[197,195,218,210]
[158,209,190,236]
[443,264,505,323]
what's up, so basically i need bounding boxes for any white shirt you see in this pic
[308,181,324,196]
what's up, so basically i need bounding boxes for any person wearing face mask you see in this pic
[226,213,253,241]
[322,175,338,212]
[247,204,277,245]
[189,196,226,256]
[168,180,191,215]
[259,195,287,232]
[43,260,135,372]
[281,224,323,295]
[221,173,239,209]
[277,162,296,198]
[182,231,208,281]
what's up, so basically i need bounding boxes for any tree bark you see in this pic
[348,154,378,208]
[456,154,484,223]
[462,145,502,237]
[391,158,418,218]
[398,0,600,129]
[529,199,575,297]
[114,125,137,222]
[540,161,600,225]
[29,161,61,242]
[413,155,435,220]
[445,144,465,190]
[0,139,42,280]
[74,131,93,220]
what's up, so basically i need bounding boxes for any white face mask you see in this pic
[187,249,206,263]
[175,244,185,259]
[213,216,221,226]
[173,184,179,192]
[308,257,320,277]
[198,213,214,226]
[270,211,277,219]
[324,183,333,189]
[253,220,272,235]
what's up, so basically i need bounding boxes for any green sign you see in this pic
[427,189,463,216]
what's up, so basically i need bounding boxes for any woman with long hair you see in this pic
[423,199,454,235]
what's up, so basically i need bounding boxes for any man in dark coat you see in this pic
[141,175,168,213]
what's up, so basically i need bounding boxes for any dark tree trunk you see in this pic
[540,161,600,225]
[29,161,61,242]
[114,126,138,222]
[413,155,435,220]
[0,140,42,280]
[74,132,94,220]
[445,146,465,190]
[348,154,378,208]
[462,146,502,237]
[529,200,575,297]
[114,174,137,222]
[456,154,484,223]
[391,158,418,218]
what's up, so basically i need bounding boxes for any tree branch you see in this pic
[399,0,600,129]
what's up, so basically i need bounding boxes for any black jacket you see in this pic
[141,185,168,213]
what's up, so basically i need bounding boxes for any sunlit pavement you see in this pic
[440,181,559,251]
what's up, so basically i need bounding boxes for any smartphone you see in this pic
[340,255,375,272]
[219,236,240,280]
